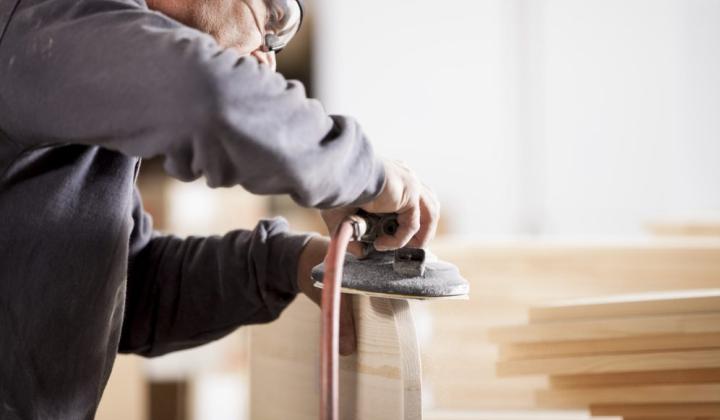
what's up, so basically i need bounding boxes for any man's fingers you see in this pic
[339,294,356,356]
[407,202,434,248]
[408,188,439,248]
[320,208,357,237]
[346,241,367,258]
[374,201,420,251]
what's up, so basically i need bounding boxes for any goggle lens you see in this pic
[262,0,302,52]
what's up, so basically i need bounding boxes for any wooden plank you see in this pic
[590,403,720,417]
[496,349,720,376]
[250,295,422,420]
[488,313,720,344]
[550,368,720,389]
[529,290,720,322]
[424,409,620,420]
[621,417,712,420]
[536,383,720,407]
[500,333,720,360]
[432,239,720,297]
[647,220,720,238]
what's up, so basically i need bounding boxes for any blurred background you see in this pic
[97,0,720,419]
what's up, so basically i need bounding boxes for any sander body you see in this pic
[314,210,469,420]
[312,211,469,300]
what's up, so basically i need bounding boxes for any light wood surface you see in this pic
[500,333,720,360]
[250,294,422,420]
[423,239,720,410]
[497,349,720,377]
[487,286,720,419]
[590,403,720,417]
[648,221,720,238]
[550,369,720,389]
[424,409,621,420]
[536,383,720,406]
[529,290,720,322]
[489,313,720,344]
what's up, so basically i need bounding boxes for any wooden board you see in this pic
[529,290,720,322]
[424,409,621,420]
[550,369,720,389]
[648,221,720,238]
[590,403,720,417]
[536,383,720,407]
[497,349,720,376]
[488,313,720,344]
[431,239,720,297]
[622,417,719,420]
[250,295,421,420]
[500,333,720,360]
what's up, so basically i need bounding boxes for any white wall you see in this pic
[313,0,720,236]
[538,0,720,235]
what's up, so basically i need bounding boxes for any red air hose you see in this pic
[320,219,356,420]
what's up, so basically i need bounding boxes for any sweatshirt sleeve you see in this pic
[0,0,384,208]
[119,189,313,357]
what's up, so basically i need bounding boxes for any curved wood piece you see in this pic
[250,295,422,420]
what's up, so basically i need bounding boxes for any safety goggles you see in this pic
[247,0,304,53]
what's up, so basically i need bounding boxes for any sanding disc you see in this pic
[312,252,469,300]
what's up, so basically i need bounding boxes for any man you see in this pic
[0,0,439,418]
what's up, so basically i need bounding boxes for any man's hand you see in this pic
[296,236,356,356]
[321,160,440,253]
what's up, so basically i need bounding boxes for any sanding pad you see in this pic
[312,250,469,300]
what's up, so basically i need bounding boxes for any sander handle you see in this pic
[351,210,399,244]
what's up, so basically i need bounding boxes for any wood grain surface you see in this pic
[497,348,720,377]
[250,295,422,420]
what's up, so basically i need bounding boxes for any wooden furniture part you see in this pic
[424,239,720,411]
[488,290,720,419]
[250,294,421,420]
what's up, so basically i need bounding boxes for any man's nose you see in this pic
[251,50,277,71]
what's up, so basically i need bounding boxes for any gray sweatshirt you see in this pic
[0,0,384,418]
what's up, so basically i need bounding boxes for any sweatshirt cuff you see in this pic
[348,156,386,207]
[264,219,315,296]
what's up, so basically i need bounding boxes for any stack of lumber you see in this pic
[488,290,720,419]
[424,239,720,410]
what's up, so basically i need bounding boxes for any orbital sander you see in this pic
[311,210,469,420]
[312,211,468,299]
